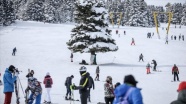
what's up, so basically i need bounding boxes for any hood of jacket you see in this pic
[178,90,186,103]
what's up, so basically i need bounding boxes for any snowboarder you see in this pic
[43,72,53,104]
[25,77,42,104]
[124,30,126,35]
[151,59,157,71]
[165,35,168,44]
[172,64,179,81]
[87,72,95,102]
[70,53,73,62]
[79,59,88,65]
[131,38,135,45]
[179,34,181,41]
[171,81,186,104]
[116,30,118,34]
[174,36,177,40]
[182,35,184,41]
[71,66,90,104]
[26,70,34,78]
[139,53,144,62]
[65,75,74,100]
[104,76,114,104]
[113,75,143,104]
[146,63,151,74]
[3,65,18,104]
[95,66,100,81]
[12,47,17,56]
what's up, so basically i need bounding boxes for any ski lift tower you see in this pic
[153,12,173,39]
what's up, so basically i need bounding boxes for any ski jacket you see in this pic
[171,90,186,104]
[172,66,179,73]
[139,54,143,58]
[152,60,157,65]
[26,81,42,99]
[13,48,16,52]
[43,75,53,88]
[104,82,114,98]
[3,68,17,93]
[146,63,151,68]
[113,84,143,104]
[76,72,89,94]
[70,53,73,58]
[26,72,34,78]
[66,76,73,87]
[88,74,94,89]
[96,66,100,74]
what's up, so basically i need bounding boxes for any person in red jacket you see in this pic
[172,64,179,81]
[43,72,53,104]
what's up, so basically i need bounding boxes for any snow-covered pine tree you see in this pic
[44,0,56,23]
[170,3,183,25]
[125,0,149,27]
[24,0,45,21]
[67,0,118,65]
[181,2,186,25]
[0,0,15,26]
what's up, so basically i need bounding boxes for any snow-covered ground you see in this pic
[0,21,186,104]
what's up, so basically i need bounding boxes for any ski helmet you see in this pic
[79,66,87,72]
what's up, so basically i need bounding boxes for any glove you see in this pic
[70,84,76,90]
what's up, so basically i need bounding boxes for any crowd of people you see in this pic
[2,64,184,104]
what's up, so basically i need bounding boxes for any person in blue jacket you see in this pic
[3,65,18,104]
[113,74,143,104]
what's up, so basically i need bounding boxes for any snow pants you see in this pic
[105,97,114,104]
[95,73,99,81]
[131,42,135,45]
[80,91,89,104]
[146,68,150,74]
[66,86,71,98]
[28,93,41,104]
[173,72,179,81]
[153,65,157,71]
[4,92,12,104]
[44,88,51,102]
[88,88,92,102]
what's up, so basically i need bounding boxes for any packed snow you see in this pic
[0,20,186,104]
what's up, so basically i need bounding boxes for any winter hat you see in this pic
[9,65,15,72]
[177,81,186,92]
[46,72,50,76]
[71,75,74,78]
[79,66,87,72]
[124,75,138,86]
[106,76,112,82]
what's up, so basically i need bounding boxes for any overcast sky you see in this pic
[143,0,185,6]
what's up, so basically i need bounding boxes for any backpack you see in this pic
[46,79,51,87]
[65,77,69,86]
[117,88,134,104]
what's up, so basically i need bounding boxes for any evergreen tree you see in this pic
[24,0,45,21]
[181,3,186,25]
[67,0,118,64]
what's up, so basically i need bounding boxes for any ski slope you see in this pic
[0,20,186,104]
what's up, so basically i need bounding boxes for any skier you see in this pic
[171,35,173,40]
[131,38,135,45]
[71,66,90,104]
[171,81,186,104]
[151,59,157,71]
[95,66,100,81]
[174,36,177,40]
[65,75,74,100]
[124,30,126,35]
[87,72,95,102]
[26,70,34,78]
[139,53,144,62]
[152,32,154,36]
[113,74,143,104]
[12,47,17,56]
[165,35,168,44]
[179,34,181,41]
[172,64,179,81]
[0,73,2,85]
[43,72,53,104]
[175,25,176,28]
[104,76,114,104]
[3,65,18,104]
[25,77,42,104]
[146,63,151,74]
[182,35,184,41]
[116,30,118,34]
[70,53,73,62]
[114,82,121,89]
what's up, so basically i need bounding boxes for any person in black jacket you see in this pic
[151,59,157,71]
[65,75,74,100]
[12,47,17,56]
[26,70,34,78]
[87,72,94,102]
[71,66,90,104]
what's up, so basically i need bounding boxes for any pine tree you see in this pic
[24,0,45,21]
[67,0,118,65]
[181,3,186,25]
[0,0,4,25]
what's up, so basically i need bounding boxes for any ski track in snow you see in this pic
[0,20,186,104]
